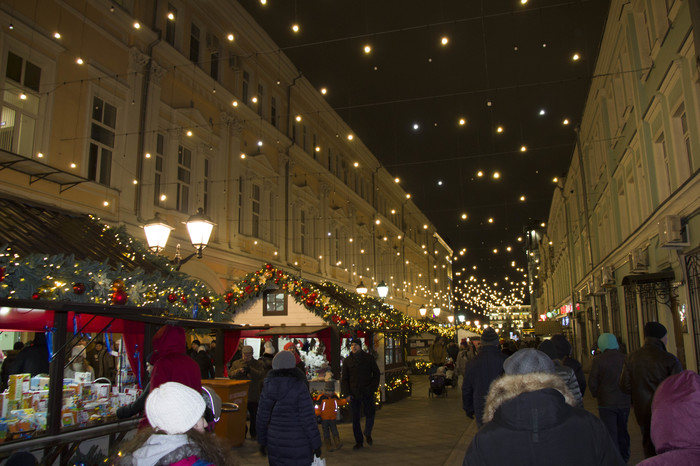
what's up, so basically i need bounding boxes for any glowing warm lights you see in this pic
[295,115,302,122]
[103,201,110,206]
[521,0,528,4]
[572,53,580,61]
[19,93,26,100]
[459,118,466,126]
[186,130,193,137]
[167,12,175,20]
[70,162,76,168]
[520,145,527,152]
[394,177,400,183]
[232,100,238,107]
[412,123,419,130]
[133,179,138,185]
[292,24,300,33]
[405,193,411,199]
[563,118,570,125]
[160,194,166,201]
[539,109,546,116]
[257,140,263,147]
[488,218,494,223]
[240,153,246,159]
[54,32,61,39]
[37,152,44,158]
[496,126,504,133]
[461,213,468,220]
[133,22,141,29]
[363,45,372,54]
[320,87,327,95]
[251,96,258,103]
[316,146,322,152]
[227,33,235,41]
[493,172,500,179]
[347,134,354,141]
[423,224,428,230]
[76,57,84,65]
[552,177,559,183]
[353,161,359,167]
[477,171,483,177]
[441,36,449,45]
[519,195,526,201]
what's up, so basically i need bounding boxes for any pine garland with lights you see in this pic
[226,264,468,337]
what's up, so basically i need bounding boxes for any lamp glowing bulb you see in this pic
[320,87,327,95]
[133,22,141,29]
[167,12,175,20]
[496,126,504,133]
[441,36,449,45]
[572,53,580,61]
[363,45,371,54]
[227,33,235,42]
[186,130,193,137]
[459,118,466,126]
[54,32,61,39]
[520,145,527,152]
[292,24,300,33]
[76,57,84,65]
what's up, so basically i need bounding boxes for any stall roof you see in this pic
[0,299,240,332]
[0,196,159,273]
[256,326,328,336]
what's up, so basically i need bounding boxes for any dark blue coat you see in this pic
[257,368,321,465]
[462,345,507,425]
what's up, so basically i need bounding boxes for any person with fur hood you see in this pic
[257,350,322,465]
[463,348,624,466]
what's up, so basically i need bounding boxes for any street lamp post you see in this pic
[143,208,215,270]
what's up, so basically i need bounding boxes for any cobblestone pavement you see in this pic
[232,374,645,465]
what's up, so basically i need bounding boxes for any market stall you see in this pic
[0,299,243,463]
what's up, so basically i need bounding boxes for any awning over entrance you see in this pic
[621,269,675,285]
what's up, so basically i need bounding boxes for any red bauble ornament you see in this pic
[265,264,272,270]
[168,293,178,303]
[339,318,347,325]
[181,294,188,304]
[225,292,234,304]
[305,298,315,307]
[331,315,339,323]
[200,296,211,307]
[274,279,280,284]
[0,266,5,282]
[112,290,128,305]
[73,283,86,294]
[32,292,40,300]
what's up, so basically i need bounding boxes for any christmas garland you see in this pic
[0,218,483,337]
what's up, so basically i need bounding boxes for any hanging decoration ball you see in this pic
[0,266,5,282]
[264,271,273,279]
[73,283,86,295]
[112,289,128,305]
[181,294,188,304]
[339,318,347,326]
[111,279,125,291]
[225,292,234,304]
[167,293,178,303]
[200,296,211,307]
[32,292,40,300]
[265,264,272,270]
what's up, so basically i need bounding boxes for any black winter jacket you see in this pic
[619,337,682,426]
[341,350,380,398]
[257,368,321,465]
[461,345,507,424]
[463,372,625,466]
[589,349,630,409]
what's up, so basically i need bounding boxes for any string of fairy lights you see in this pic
[0,0,606,315]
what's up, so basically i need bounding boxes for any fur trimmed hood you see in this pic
[483,372,576,423]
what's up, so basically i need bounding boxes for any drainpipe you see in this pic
[135,3,161,219]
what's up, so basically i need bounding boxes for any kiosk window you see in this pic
[263,290,287,316]
[385,335,404,368]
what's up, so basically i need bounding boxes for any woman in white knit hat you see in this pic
[114,382,233,465]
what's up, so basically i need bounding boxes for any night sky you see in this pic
[239,0,611,313]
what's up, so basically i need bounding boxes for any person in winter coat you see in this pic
[620,321,682,458]
[194,344,215,380]
[463,348,625,466]
[638,370,700,465]
[428,337,448,366]
[446,340,459,361]
[454,341,472,388]
[9,333,49,377]
[257,351,322,465]
[229,345,265,439]
[589,333,631,463]
[87,340,117,383]
[1,341,24,391]
[314,380,347,452]
[462,327,508,427]
[538,339,583,408]
[114,382,233,466]
[341,338,380,450]
[552,334,586,396]
[149,325,202,393]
